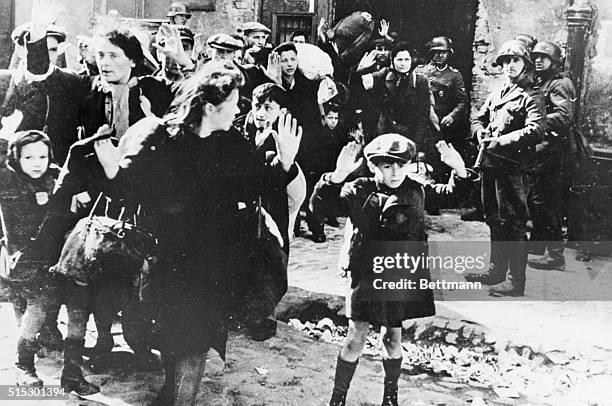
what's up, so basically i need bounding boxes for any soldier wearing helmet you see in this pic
[415,36,468,214]
[464,39,545,297]
[416,36,467,140]
[166,2,192,25]
[527,40,576,271]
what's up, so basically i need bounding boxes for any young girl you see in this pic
[311,135,474,406]
[0,130,58,387]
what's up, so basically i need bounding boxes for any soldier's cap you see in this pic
[167,2,192,18]
[364,133,416,164]
[242,22,271,35]
[207,33,243,51]
[12,22,66,46]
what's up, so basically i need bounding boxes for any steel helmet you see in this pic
[166,2,192,18]
[429,36,453,54]
[495,39,533,68]
[532,40,562,64]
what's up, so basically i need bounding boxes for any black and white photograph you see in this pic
[0,0,610,404]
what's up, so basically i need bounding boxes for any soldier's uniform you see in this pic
[415,38,468,213]
[465,40,545,296]
[528,41,576,270]
[415,62,467,142]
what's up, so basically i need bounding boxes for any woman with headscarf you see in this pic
[21,0,184,394]
[359,41,438,149]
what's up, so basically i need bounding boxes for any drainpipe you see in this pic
[564,0,596,120]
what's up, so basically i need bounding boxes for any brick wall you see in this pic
[185,0,257,39]
[470,0,569,117]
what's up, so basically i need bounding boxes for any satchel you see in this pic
[236,197,288,326]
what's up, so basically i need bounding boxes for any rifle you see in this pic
[473,127,498,170]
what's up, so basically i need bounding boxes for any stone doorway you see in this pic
[333,0,479,94]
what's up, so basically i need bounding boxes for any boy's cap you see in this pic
[207,33,243,51]
[364,133,416,163]
[243,22,271,35]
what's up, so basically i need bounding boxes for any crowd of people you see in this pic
[0,0,581,405]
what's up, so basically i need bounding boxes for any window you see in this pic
[273,13,314,44]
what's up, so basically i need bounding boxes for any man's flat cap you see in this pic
[242,22,271,35]
[207,33,243,51]
[364,133,416,163]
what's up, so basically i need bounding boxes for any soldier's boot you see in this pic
[381,357,401,406]
[465,234,508,285]
[16,338,43,387]
[329,356,358,406]
[528,247,566,271]
[61,338,100,396]
[490,239,526,297]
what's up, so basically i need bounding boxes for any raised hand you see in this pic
[271,109,302,171]
[436,140,467,178]
[265,51,282,84]
[317,18,327,41]
[30,0,62,41]
[153,23,193,68]
[331,141,363,183]
[357,50,378,72]
[378,19,390,37]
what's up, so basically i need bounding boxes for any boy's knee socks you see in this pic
[332,355,359,398]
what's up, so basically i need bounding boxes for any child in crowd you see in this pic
[244,83,305,251]
[310,134,475,406]
[0,130,59,387]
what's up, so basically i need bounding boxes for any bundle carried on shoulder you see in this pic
[295,43,334,81]
[326,11,374,65]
